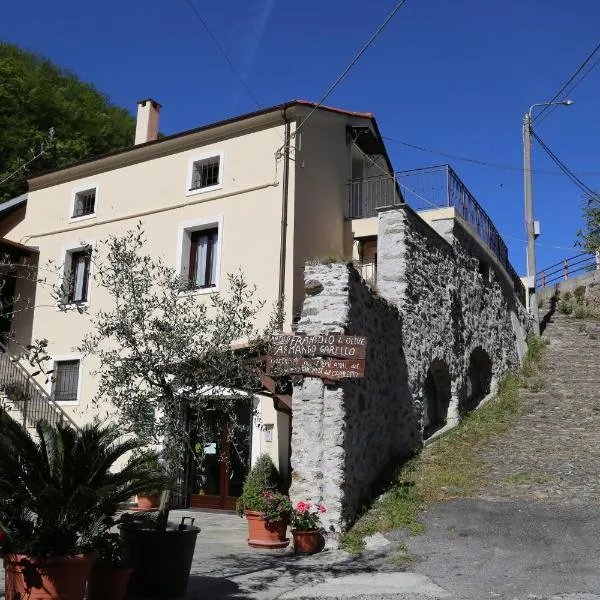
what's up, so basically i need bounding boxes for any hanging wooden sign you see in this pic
[267,356,365,380]
[270,333,367,359]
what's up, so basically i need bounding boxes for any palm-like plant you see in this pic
[0,414,169,557]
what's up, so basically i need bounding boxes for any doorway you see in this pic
[189,403,253,511]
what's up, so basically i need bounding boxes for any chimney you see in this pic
[135,98,161,144]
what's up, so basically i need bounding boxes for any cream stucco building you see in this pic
[0,99,399,509]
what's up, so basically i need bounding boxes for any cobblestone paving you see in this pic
[479,313,600,505]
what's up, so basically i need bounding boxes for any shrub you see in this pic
[573,286,586,302]
[573,304,588,319]
[558,300,573,315]
[235,454,282,516]
[92,532,128,569]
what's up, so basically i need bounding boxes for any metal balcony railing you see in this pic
[348,176,402,219]
[536,252,599,288]
[0,343,78,429]
[348,165,526,305]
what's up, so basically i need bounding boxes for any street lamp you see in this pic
[522,99,574,334]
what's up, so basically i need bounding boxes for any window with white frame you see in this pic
[52,359,80,403]
[62,247,92,304]
[178,218,222,292]
[71,186,97,219]
[187,153,222,193]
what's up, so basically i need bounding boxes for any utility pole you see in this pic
[522,112,540,335]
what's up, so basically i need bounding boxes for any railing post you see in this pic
[596,251,600,271]
[541,271,546,288]
[563,259,569,281]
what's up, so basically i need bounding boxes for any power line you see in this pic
[293,0,409,139]
[530,128,600,205]
[383,135,600,176]
[184,0,262,109]
[537,52,600,126]
[534,40,600,124]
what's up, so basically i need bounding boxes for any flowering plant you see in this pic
[258,490,292,529]
[291,501,326,532]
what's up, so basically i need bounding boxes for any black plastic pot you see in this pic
[120,520,200,599]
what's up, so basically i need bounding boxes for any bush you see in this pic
[573,304,588,319]
[573,286,586,302]
[558,300,573,315]
[235,454,281,516]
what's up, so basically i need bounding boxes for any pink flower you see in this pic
[296,500,312,513]
[318,504,326,513]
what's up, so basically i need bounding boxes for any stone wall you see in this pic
[289,262,413,542]
[378,206,528,421]
[289,206,528,542]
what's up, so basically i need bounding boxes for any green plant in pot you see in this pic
[0,417,167,600]
[73,228,273,599]
[131,450,167,510]
[88,533,132,600]
[236,454,292,548]
[291,501,326,554]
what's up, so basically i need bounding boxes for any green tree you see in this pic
[577,200,600,254]
[0,43,135,201]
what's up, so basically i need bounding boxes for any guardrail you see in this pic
[0,343,78,429]
[537,252,599,288]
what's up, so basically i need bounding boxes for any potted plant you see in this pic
[131,450,165,510]
[291,501,326,554]
[0,417,167,600]
[236,454,291,548]
[87,533,133,600]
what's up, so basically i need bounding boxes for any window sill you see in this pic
[56,301,90,312]
[53,400,79,406]
[69,213,97,224]
[185,183,223,197]
[178,285,219,297]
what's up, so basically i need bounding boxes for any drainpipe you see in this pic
[277,111,291,330]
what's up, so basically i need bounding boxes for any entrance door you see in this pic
[189,404,252,510]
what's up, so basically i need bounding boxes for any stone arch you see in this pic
[423,359,452,438]
[464,347,493,412]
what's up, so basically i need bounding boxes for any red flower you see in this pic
[318,504,327,513]
[0,530,5,543]
[296,501,309,513]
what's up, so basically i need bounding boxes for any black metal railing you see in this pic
[536,252,599,288]
[348,165,526,304]
[73,190,96,218]
[0,343,77,429]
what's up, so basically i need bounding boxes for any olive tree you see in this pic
[77,225,274,523]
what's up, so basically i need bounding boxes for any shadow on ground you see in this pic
[185,549,385,599]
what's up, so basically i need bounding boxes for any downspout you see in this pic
[277,111,291,330]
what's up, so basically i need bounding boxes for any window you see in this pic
[63,249,91,304]
[70,184,98,221]
[187,152,223,195]
[189,228,218,289]
[73,188,96,218]
[52,359,80,404]
[177,217,223,294]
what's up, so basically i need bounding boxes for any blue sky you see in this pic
[1,0,599,275]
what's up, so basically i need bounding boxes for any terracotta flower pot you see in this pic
[136,494,160,510]
[3,553,92,600]
[245,510,289,549]
[292,530,319,554]
[87,566,133,600]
